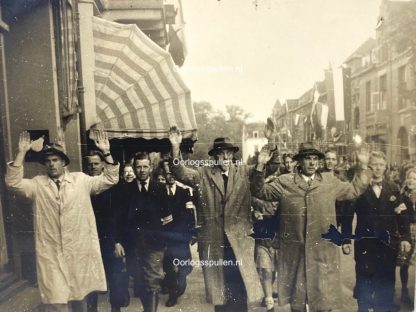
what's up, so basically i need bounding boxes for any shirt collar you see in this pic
[221,168,229,177]
[137,177,150,190]
[167,183,177,194]
[301,174,315,182]
[45,171,72,185]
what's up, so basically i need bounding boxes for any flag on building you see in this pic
[333,66,345,121]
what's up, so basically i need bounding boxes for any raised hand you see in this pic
[356,149,369,167]
[94,130,110,153]
[18,131,33,153]
[168,126,182,147]
[264,118,276,140]
[258,145,272,165]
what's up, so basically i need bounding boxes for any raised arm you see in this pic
[5,131,36,199]
[168,127,200,187]
[250,145,283,202]
[87,130,119,195]
[335,150,371,202]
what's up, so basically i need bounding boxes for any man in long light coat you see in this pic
[168,128,264,312]
[5,131,119,311]
[251,142,370,312]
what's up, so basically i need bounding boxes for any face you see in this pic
[165,173,176,185]
[324,152,337,171]
[122,166,135,182]
[45,155,66,179]
[406,172,416,190]
[369,157,387,180]
[284,156,296,173]
[134,159,151,181]
[214,149,234,172]
[299,154,319,176]
[156,175,166,184]
[87,155,104,176]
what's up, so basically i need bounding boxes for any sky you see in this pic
[178,0,382,122]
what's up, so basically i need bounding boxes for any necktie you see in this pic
[140,181,147,193]
[222,173,228,194]
[371,180,382,187]
[55,180,61,191]
[371,180,382,198]
[168,186,174,197]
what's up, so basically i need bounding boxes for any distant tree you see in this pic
[191,102,250,161]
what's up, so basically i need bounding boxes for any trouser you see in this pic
[163,240,193,299]
[131,235,165,298]
[354,239,397,311]
[215,235,248,312]
[86,238,124,312]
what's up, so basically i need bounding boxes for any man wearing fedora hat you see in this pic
[5,130,119,312]
[168,127,264,312]
[251,142,371,312]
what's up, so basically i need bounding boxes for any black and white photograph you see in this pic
[0,0,415,311]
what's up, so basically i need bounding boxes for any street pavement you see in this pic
[94,244,415,312]
[0,243,414,311]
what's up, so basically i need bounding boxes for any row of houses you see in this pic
[271,0,416,164]
[0,0,197,306]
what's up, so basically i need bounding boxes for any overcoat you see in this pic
[172,163,263,305]
[251,170,368,310]
[352,180,410,268]
[5,162,119,304]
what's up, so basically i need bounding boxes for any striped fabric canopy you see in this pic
[90,17,197,140]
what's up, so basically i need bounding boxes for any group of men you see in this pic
[4,127,414,312]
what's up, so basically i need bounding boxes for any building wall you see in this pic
[349,48,416,164]
[2,2,60,281]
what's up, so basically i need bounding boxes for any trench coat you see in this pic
[172,163,263,306]
[251,170,369,310]
[5,162,119,304]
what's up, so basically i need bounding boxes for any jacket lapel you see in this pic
[295,173,309,192]
[224,164,237,202]
[378,180,391,207]
[308,172,322,191]
[294,172,321,192]
[209,167,225,197]
[364,184,379,206]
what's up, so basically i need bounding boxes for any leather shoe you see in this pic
[166,296,178,307]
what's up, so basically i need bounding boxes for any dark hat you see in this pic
[208,137,239,156]
[293,142,324,161]
[40,143,70,166]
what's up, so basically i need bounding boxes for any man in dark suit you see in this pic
[86,150,122,312]
[114,152,168,312]
[161,171,194,307]
[343,151,411,312]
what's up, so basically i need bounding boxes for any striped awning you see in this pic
[90,17,197,140]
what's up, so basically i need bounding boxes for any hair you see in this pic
[87,150,105,161]
[405,167,416,180]
[282,153,294,162]
[324,149,337,156]
[133,152,151,164]
[369,151,387,163]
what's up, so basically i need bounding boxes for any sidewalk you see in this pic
[97,244,214,312]
[0,243,414,311]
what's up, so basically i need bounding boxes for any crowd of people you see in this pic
[4,127,416,312]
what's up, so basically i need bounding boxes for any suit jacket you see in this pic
[91,188,115,243]
[351,179,410,250]
[161,184,194,242]
[115,179,169,251]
